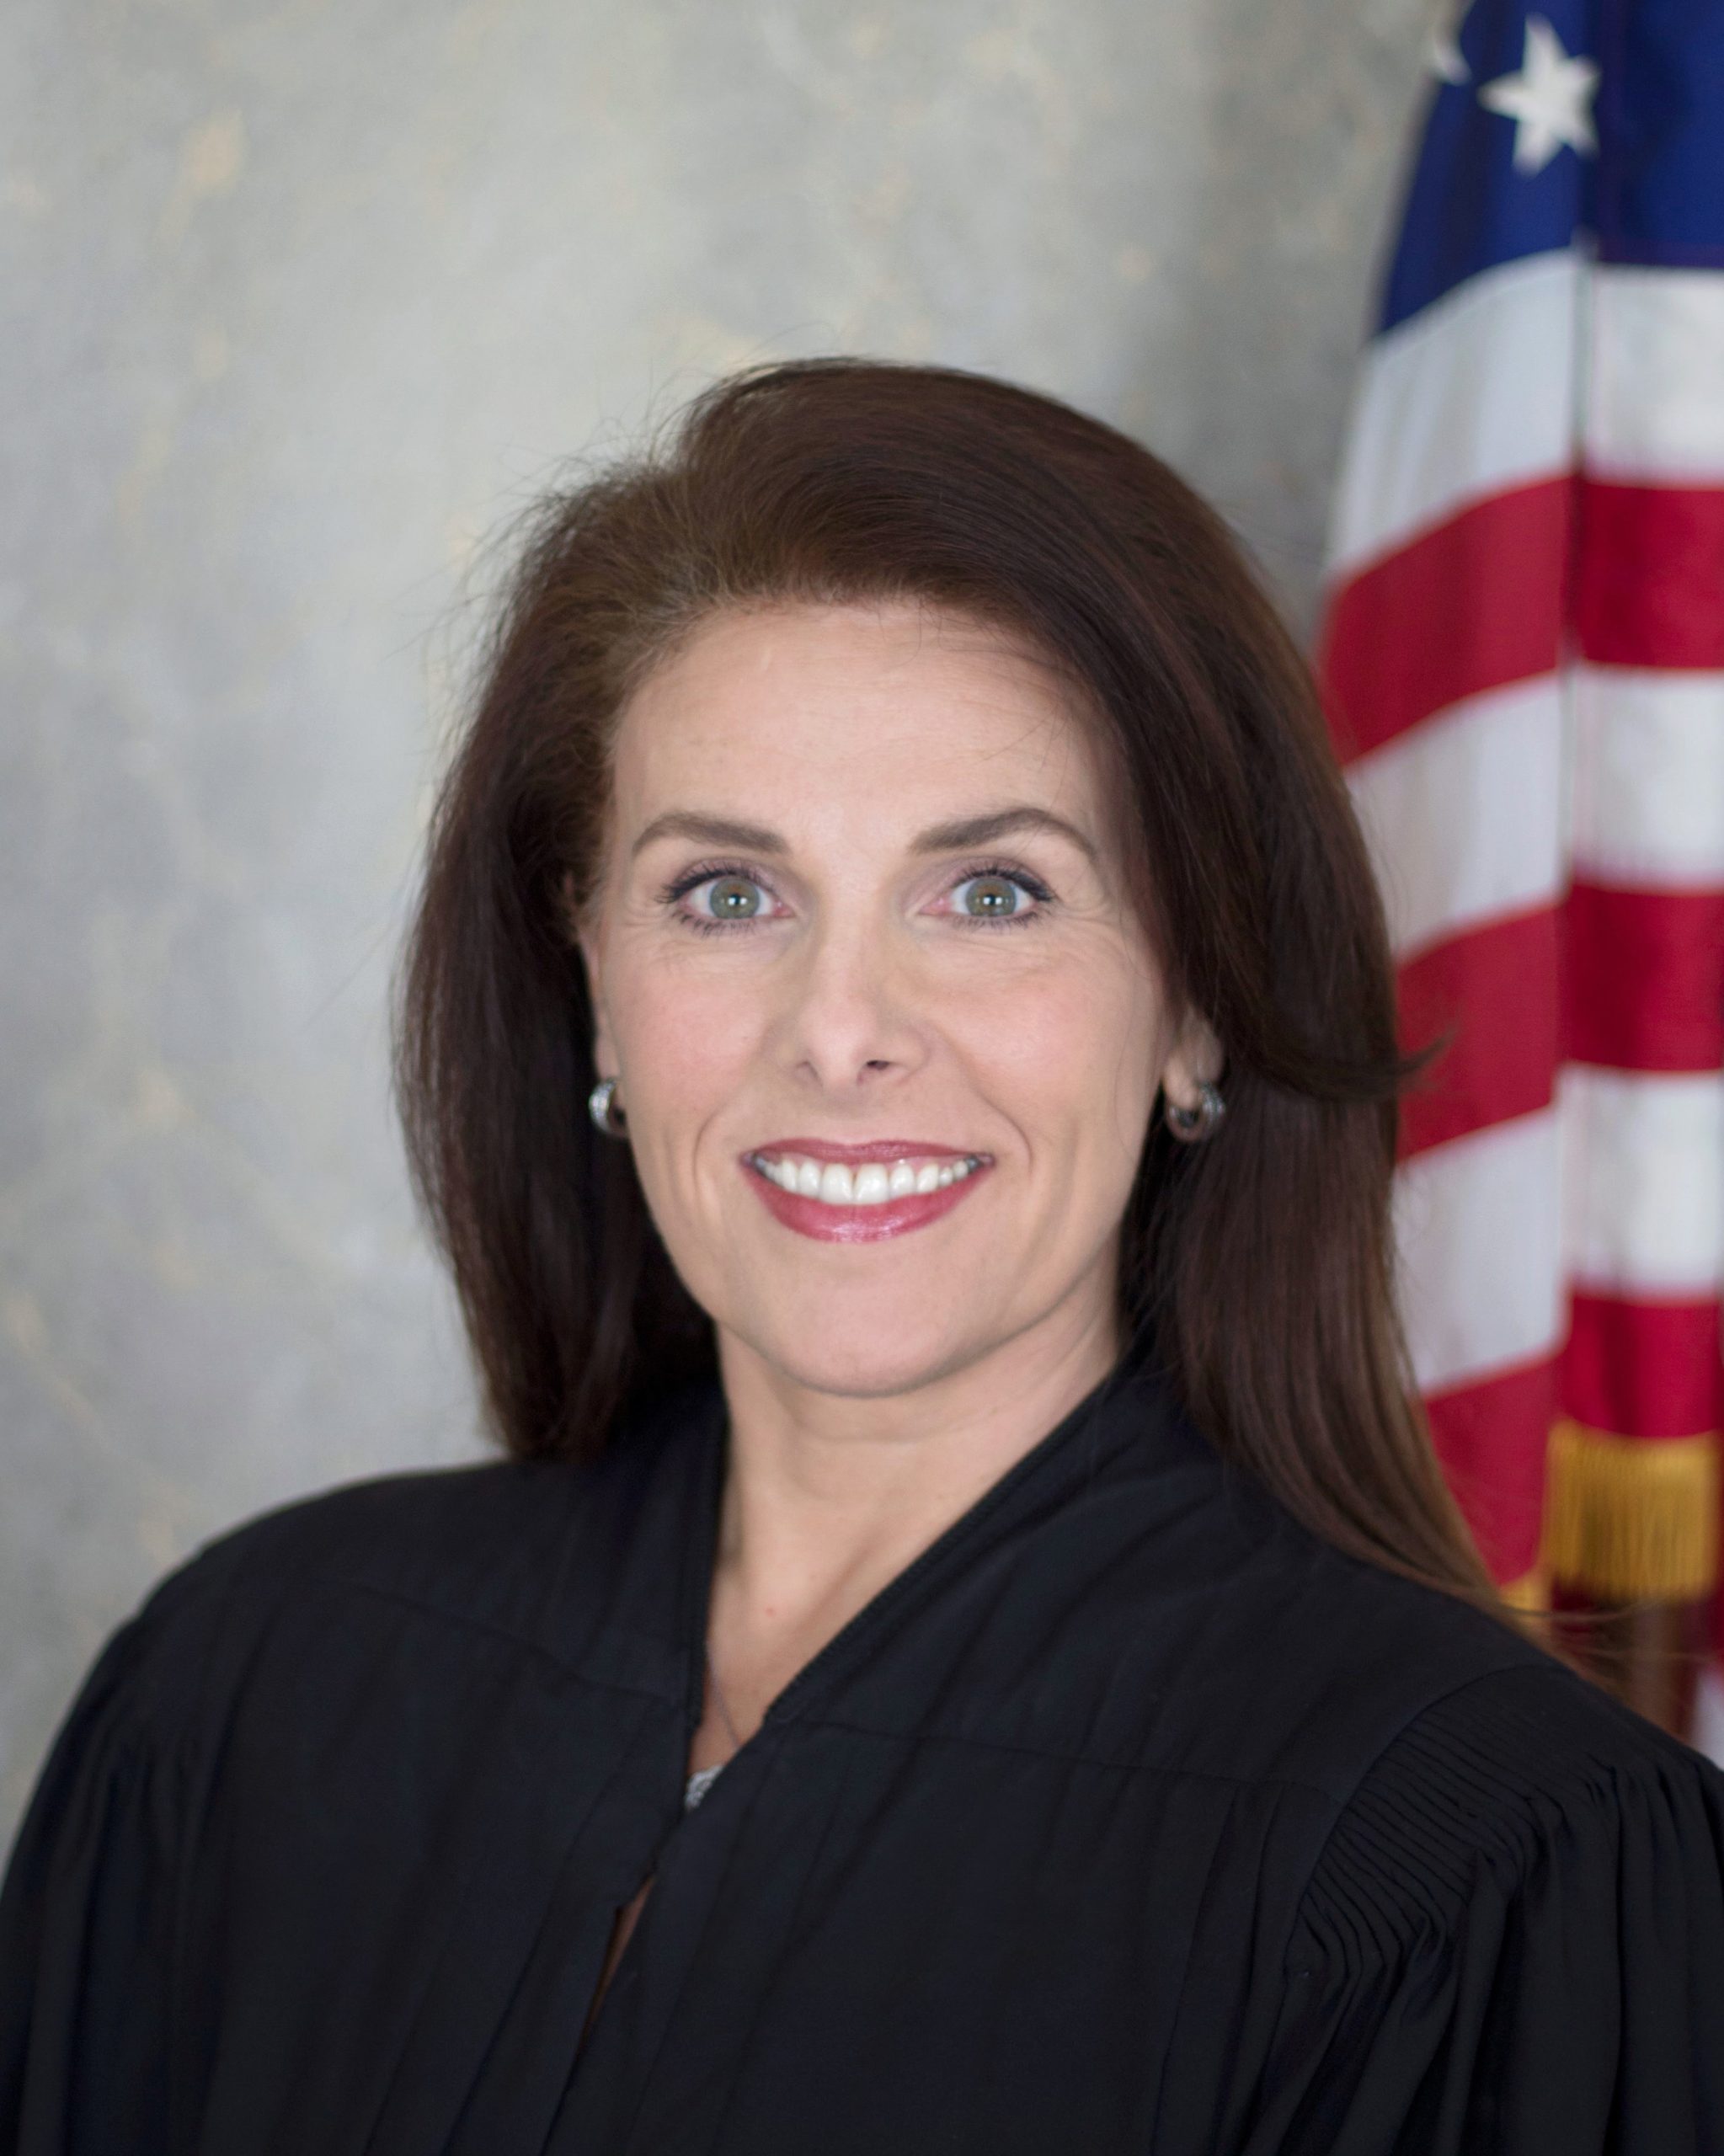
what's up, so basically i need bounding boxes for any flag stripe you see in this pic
[1320,479,1570,759]
[1566,883,1724,1070]
[1576,481,1724,667]
[1324,477,1724,766]
[1572,666,1724,887]
[1395,1071,1724,1394]
[1562,1066,1724,1294]
[1352,669,1724,983]
[1589,270,1724,475]
[1329,250,1579,579]
[1349,676,1564,957]
[1397,908,1560,1158]
[1393,886,1724,1161]
[1395,1109,1567,1393]
[1424,1353,1558,1584]
[1564,1291,1724,1438]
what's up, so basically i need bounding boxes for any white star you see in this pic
[1478,16,1599,174]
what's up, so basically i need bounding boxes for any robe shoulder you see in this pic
[1067,1433,1567,1801]
[67,1455,606,1716]
[0,1443,670,2156]
[1248,1655,1724,2151]
[1294,1650,1724,1946]
[0,1429,698,2148]
[20,1402,701,1786]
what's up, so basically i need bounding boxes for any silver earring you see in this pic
[588,1076,627,1138]
[1165,1080,1225,1144]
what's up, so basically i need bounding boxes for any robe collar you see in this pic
[535,1337,1213,1748]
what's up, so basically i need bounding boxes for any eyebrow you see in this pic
[630,804,1098,864]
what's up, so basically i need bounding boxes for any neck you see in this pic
[708,1290,1122,1668]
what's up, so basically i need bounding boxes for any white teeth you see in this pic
[752,1153,987,1207]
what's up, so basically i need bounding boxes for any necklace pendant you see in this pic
[685,1763,724,1811]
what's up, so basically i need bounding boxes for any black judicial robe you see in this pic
[4,1361,1724,2154]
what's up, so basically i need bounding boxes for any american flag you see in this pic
[1316,1,1724,1724]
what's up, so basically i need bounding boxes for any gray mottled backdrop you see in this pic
[1,0,1435,1835]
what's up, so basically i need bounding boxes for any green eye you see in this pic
[957,874,1023,918]
[704,875,762,919]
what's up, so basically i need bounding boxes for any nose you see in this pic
[771,912,930,1096]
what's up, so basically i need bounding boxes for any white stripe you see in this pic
[1394,1110,1566,1394]
[1394,1075,1724,1392]
[1348,675,1567,958]
[1562,1068,1724,1296]
[1587,267,1724,481]
[1327,251,1580,581]
[1570,666,1724,889]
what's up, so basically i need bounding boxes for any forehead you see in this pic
[610,600,1106,832]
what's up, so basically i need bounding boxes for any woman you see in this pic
[2,358,1721,2154]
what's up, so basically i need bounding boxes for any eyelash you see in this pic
[659,858,1057,934]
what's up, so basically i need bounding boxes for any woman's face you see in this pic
[581,600,1214,1404]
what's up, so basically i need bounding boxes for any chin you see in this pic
[738,1294,995,1403]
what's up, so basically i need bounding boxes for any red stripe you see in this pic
[1319,480,1572,760]
[1561,1293,1724,1439]
[1424,1356,1557,1584]
[1565,882,1724,1070]
[1396,909,1560,1159]
[1394,882,1723,1159]
[1576,482,1724,669]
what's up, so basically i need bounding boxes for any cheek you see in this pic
[953,948,1165,1169]
[607,949,766,1129]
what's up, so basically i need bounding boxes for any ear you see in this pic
[1160,1008,1224,1115]
[565,872,618,1077]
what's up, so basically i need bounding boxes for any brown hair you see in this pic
[395,355,1509,1621]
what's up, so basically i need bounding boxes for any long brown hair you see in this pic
[395,355,1509,1621]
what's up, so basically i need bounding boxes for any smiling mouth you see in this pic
[744,1150,989,1206]
[740,1144,995,1242]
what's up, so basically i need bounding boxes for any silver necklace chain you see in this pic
[685,1644,744,1812]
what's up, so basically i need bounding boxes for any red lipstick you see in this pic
[741,1140,993,1244]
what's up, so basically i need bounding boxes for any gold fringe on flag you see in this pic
[1540,1421,1721,1604]
[1498,1565,1549,1613]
